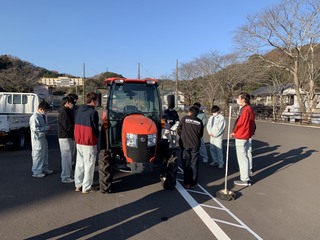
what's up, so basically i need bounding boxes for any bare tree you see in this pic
[234,0,320,121]
[262,66,292,120]
[178,52,249,110]
[215,62,247,111]
[178,61,202,106]
[246,56,292,120]
[0,56,41,92]
[213,53,246,110]
[195,52,251,111]
[193,52,223,107]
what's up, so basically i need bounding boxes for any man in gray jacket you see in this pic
[29,101,53,178]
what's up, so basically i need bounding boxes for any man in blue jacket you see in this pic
[74,92,99,193]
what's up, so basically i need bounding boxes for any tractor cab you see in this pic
[99,78,177,193]
[104,78,162,151]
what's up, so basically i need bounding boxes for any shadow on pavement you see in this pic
[199,139,317,199]
[251,145,317,183]
[25,190,189,240]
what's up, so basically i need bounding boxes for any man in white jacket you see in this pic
[206,105,226,168]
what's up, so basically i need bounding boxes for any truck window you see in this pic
[8,94,28,104]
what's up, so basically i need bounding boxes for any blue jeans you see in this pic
[199,138,209,162]
[31,136,49,175]
[75,144,97,192]
[209,137,224,165]
[59,138,74,180]
[71,139,76,165]
[181,147,200,186]
[235,139,250,181]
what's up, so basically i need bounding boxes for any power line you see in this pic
[140,63,156,79]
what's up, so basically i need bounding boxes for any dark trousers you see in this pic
[181,147,200,186]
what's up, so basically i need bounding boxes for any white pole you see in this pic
[224,105,232,192]
[83,63,85,103]
[175,59,178,109]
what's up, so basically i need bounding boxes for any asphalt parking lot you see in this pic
[1,112,320,240]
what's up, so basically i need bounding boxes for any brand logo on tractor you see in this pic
[139,137,146,142]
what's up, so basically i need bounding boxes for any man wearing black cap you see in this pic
[177,106,204,189]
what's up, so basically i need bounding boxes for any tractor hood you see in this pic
[122,114,157,135]
[121,114,158,164]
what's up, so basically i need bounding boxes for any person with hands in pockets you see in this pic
[206,105,226,169]
[74,92,99,194]
[58,96,75,183]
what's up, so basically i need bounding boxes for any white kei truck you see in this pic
[0,92,40,149]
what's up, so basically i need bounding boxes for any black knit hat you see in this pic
[189,106,199,116]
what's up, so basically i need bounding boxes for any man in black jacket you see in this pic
[177,106,204,189]
[67,93,79,166]
[58,96,75,183]
[163,101,179,148]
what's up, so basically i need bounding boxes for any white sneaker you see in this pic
[62,178,75,183]
[234,180,252,186]
[209,162,218,167]
[32,173,45,178]
[43,169,53,175]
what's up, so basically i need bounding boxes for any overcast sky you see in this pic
[1,0,281,78]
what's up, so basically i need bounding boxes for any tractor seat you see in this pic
[123,105,138,112]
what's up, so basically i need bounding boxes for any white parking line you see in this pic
[176,168,263,240]
[176,181,231,240]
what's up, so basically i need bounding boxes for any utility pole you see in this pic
[138,63,141,79]
[83,63,85,103]
[175,59,179,110]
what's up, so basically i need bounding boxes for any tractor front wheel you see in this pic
[98,149,114,193]
[161,153,178,190]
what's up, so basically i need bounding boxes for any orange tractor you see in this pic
[99,78,178,193]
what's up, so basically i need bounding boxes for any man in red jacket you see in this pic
[231,92,255,186]
[74,92,99,193]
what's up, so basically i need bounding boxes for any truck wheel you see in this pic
[98,149,114,193]
[162,154,178,190]
[11,130,26,150]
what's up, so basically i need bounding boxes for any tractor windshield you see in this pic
[109,83,161,120]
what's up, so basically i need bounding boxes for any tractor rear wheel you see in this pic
[98,149,114,193]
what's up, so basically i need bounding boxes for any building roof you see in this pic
[251,83,293,96]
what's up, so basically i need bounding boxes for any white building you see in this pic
[160,90,185,110]
[39,77,83,87]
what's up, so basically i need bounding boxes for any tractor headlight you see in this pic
[147,134,157,147]
[126,133,138,148]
